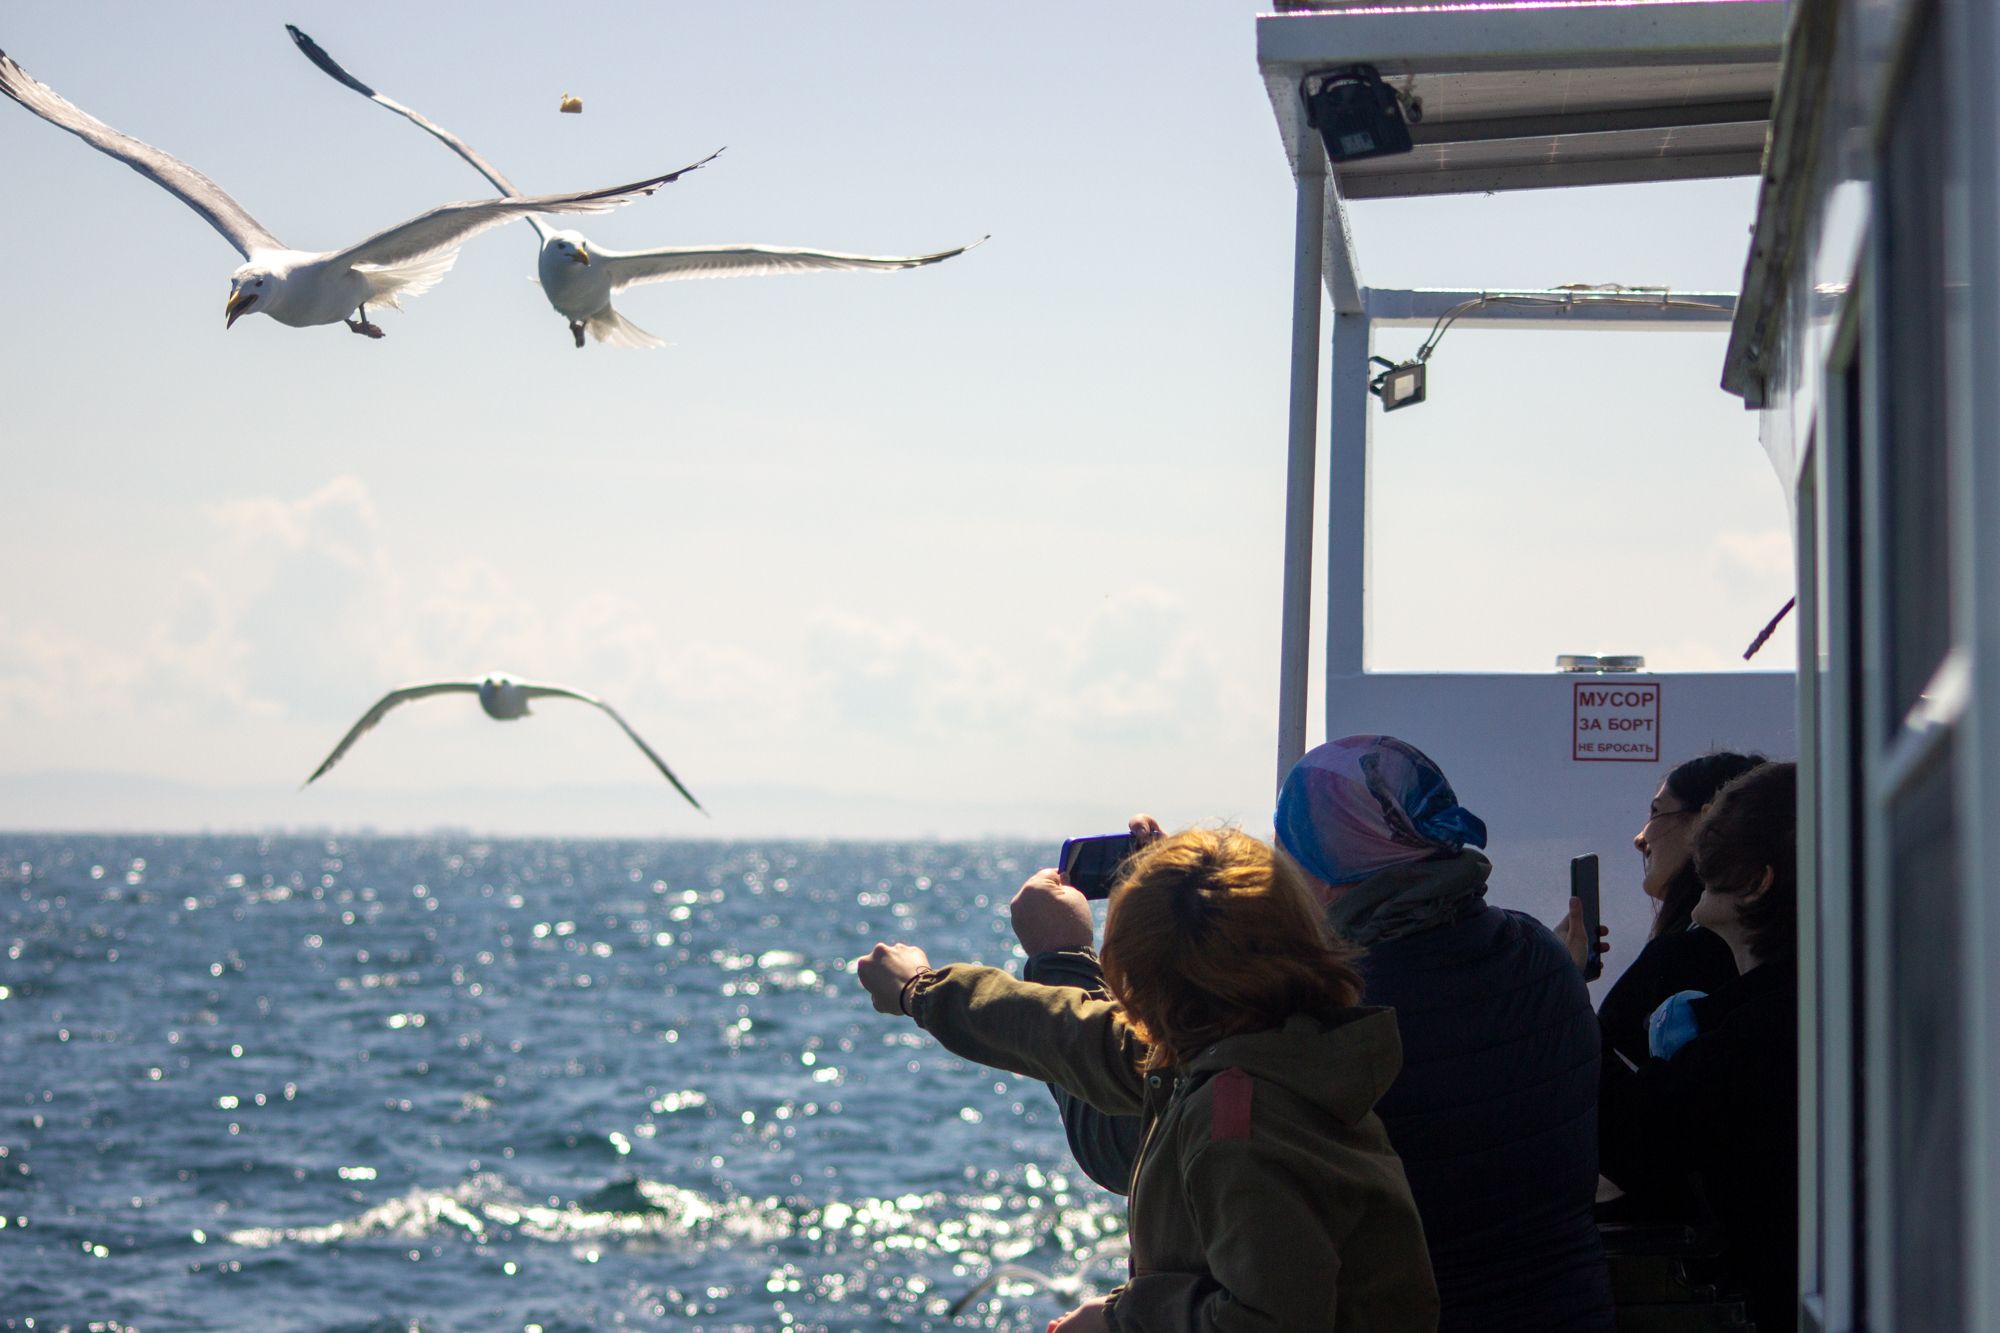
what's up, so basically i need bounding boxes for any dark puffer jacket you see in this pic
[1033,852,1614,1333]
[1354,868,1612,1333]
[1598,957,1798,1333]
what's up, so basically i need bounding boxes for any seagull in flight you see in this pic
[287,24,984,348]
[945,1262,1093,1318]
[0,46,718,337]
[305,673,704,813]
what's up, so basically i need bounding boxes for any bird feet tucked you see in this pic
[570,320,587,349]
[345,315,386,339]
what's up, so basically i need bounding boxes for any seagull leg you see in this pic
[345,304,386,339]
[569,320,587,349]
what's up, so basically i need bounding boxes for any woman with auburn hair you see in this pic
[856,827,1438,1333]
[1099,827,1364,1066]
[1014,736,1614,1332]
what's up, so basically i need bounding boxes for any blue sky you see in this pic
[0,2,1792,837]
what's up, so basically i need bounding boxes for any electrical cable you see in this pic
[1368,287,1737,410]
[1410,289,1737,365]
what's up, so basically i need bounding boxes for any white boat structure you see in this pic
[1255,0,1999,1326]
[1720,0,1999,1324]
[1255,0,1794,921]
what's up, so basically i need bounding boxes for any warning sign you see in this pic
[1573,681,1661,762]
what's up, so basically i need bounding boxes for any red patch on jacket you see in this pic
[1209,1067,1254,1141]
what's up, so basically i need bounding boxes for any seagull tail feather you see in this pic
[585,304,666,349]
[354,247,461,309]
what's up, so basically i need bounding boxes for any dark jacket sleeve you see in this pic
[1595,927,1738,1067]
[1597,972,1799,1331]
[1023,948,1145,1193]
[1597,1018,1730,1199]
[909,963,1150,1116]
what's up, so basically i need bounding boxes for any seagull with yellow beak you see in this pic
[0,43,716,338]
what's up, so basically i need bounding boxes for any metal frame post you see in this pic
[1944,0,2000,1308]
[1326,309,1372,681]
[1276,126,1327,794]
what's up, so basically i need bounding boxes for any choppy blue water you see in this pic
[0,836,1127,1331]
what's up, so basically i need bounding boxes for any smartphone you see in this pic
[1059,833,1137,901]
[1571,853,1602,981]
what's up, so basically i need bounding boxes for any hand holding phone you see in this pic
[1011,868,1096,954]
[1570,853,1602,981]
[1059,833,1137,901]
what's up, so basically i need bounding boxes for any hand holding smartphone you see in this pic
[1059,833,1137,901]
[1570,853,1602,981]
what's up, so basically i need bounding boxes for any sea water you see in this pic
[0,836,1127,1331]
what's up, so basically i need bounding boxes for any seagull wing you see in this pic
[596,237,987,295]
[285,24,549,241]
[516,682,705,814]
[0,49,283,259]
[944,1264,1063,1318]
[326,150,722,271]
[303,682,481,786]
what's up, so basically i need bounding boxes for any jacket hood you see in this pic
[1185,1006,1403,1125]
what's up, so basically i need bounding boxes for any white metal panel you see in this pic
[1321,669,1798,983]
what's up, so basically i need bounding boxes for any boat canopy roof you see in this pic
[1257,0,1786,201]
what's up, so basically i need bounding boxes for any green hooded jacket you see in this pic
[909,964,1440,1332]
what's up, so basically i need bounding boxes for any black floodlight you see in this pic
[1369,356,1427,411]
[1302,65,1414,163]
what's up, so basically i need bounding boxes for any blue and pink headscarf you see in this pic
[1275,735,1487,887]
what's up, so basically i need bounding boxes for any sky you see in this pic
[0,2,1795,839]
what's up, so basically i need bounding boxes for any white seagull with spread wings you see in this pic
[305,673,704,813]
[0,45,718,337]
[288,24,984,348]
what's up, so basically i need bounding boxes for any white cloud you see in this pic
[799,611,1028,737]
[785,587,1259,772]
[200,477,410,720]
[0,616,141,720]
[1714,529,1794,581]
[3,478,1268,810]
[1049,587,1255,743]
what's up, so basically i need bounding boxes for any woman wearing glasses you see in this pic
[1598,761,1800,1333]
[1591,751,1765,1068]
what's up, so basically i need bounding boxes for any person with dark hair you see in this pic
[1010,736,1614,1333]
[1590,751,1767,1068]
[1598,761,1800,1333]
[855,827,1439,1332]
